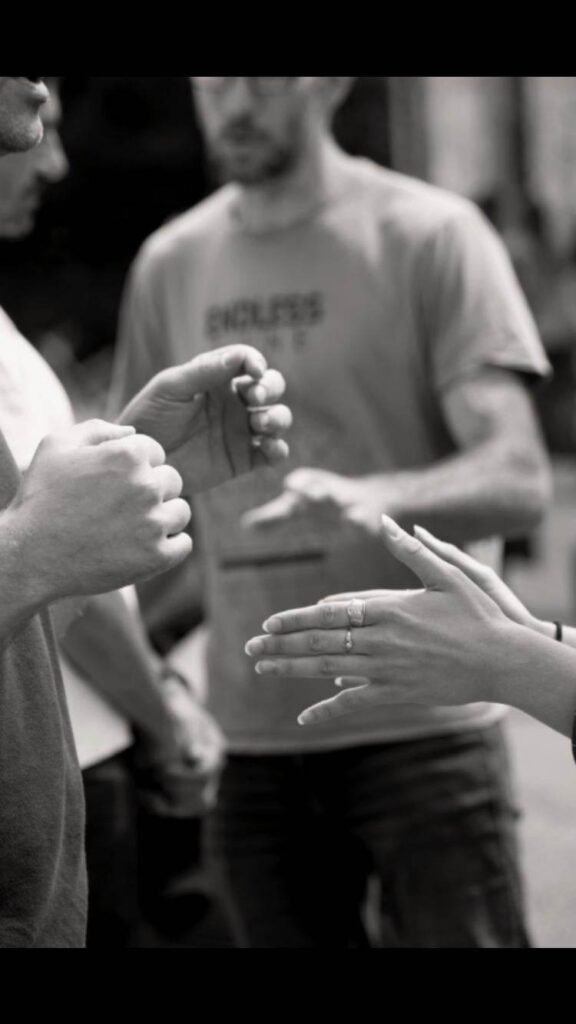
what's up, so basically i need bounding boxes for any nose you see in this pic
[38,130,69,184]
[222,77,259,117]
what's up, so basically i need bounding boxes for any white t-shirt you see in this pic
[0,307,131,769]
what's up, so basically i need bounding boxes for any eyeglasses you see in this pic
[191,77,297,97]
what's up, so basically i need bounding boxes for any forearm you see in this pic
[0,510,47,646]
[498,623,576,738]
[60,591,177,750]
[379,440,548,544]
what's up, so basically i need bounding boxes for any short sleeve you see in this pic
[417,204,551,392]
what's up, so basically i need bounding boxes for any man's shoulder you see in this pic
[136,186,236,277]
[357,160,484,241]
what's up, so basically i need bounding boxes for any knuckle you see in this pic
[479,566,495,585]
[308,631,325,653]
[320,604,337,627]
[320,657,337,676]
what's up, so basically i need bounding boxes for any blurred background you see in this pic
[2,76,575,946]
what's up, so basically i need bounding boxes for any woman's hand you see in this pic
[413,525,552,638]
[245,515,525,725]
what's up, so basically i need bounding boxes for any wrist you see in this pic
[0,505,50,615]
[367,472,411,524]
[491,620,547,710]
[530,617,557,640]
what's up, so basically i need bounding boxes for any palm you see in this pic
[126,380,255,494]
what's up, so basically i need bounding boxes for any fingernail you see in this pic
[255,661,279,675]
[381,514,401,538]
[263,617,282,634]
[252,386,266,405]
[244,639,262,657]
[334,678,344,688]
[414,525,431,540]
[297,713,309,726]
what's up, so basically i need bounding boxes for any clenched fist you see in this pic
[6,420,192,604]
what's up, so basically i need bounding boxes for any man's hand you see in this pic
[7,419,192,605]
[118,345,292,493]
[243,468,392,536]
[135,674,226,818]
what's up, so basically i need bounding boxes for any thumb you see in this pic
[380,514,458,590]
[158,347,268,401]
[66,419,136,448]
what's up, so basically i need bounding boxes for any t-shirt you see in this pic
[111,157,550,754]
[0,431,86,947]
[0,308,132,770]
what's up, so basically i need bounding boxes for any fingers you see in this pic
[260,598,384,636]
[251,654,372,678]
[414,526,492,585]
[246,622,385,659]
[249,403,292,437]
[228,346,268,381]
[107,432,167,468]
[67,419,136,448]
[298,685,382,726]
[158,497,192,536]
[155,464,184,501]
[335,676,371,689]
[319,590,387,604]
[380,514,459,591]
[242,488,302,528]
[157,532,194,571]
[237,368,286,407]
[257,437,290,464]
[157,346,269,401]
[284,468,334,500]
[247,626,385,659]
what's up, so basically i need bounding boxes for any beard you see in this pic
[207,117,302,186]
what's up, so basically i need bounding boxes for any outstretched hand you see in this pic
[245,515,518,725]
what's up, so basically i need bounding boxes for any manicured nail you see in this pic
[255,661,280,675]
[381,514,401,538]
[245,639,263,657]
[414,525,432,540]
[263,617,283,634]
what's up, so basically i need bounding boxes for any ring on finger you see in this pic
[347,598,366,628]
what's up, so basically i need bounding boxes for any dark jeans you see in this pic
[83,749,140,949]
[206,724,530,948]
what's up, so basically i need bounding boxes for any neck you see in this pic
[232,137,354,233]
